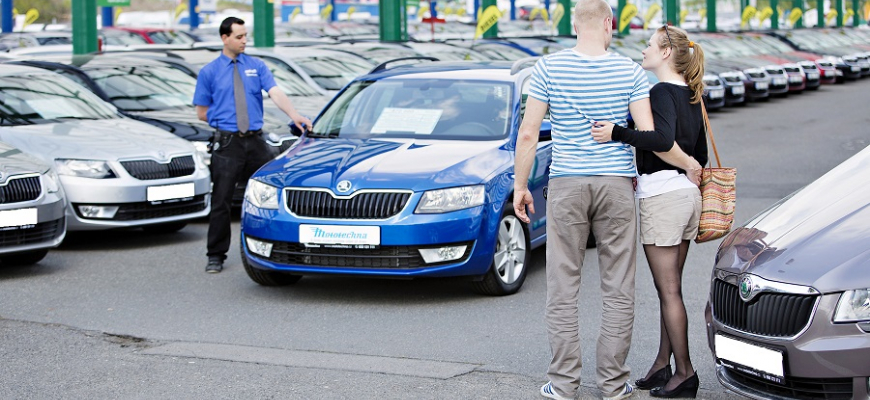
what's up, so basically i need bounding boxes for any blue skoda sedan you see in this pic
[240,60,552,295]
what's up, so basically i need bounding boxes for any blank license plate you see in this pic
[299,224,380,245]
[147,182,195,202]
[715,334,784,384]
[0,208,37,228]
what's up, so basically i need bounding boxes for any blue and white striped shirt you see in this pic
[529,50,649,178]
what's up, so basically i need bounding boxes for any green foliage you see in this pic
[13,0,72,23]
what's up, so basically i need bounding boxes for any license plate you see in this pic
[731,86,745,95]
[851,66,860,72]
[773,78,787,85]
[709,89,725,99]
[299,224,380,246]
[755,82,768,90]
[147,182,195,202]
[715,334,784,384]
[807,72,819,80]
[0,208,37,228]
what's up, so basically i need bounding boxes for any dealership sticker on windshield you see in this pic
[715,334,784,384]
[147,182,195,202]
[299,224,380,246]
[371,108,443,135]
[0,208,37,228]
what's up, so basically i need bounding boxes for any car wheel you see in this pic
[241,248,302,286]
[1,249,49,266]
[141,222,187,234]
[472,207,530,296]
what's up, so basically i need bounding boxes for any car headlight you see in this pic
[55,159,116,179]
[192,141,211,168]
[833,289,870,323]
[42,168,62,193]
[244,179,279,209]
[415,185,485,214]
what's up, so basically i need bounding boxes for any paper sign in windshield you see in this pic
[371,107,443,135]
[26,99,83,119]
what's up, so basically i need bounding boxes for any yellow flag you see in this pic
[620,4,638,32]
[529,7,541,21]
[756,6,773,24]
[844,8,855,19]
[679,9,688,25]
[699,9,707,19]
[644,3,662,30]
[552,3,566,28]
[23,8,39,29]
[444,7,454,15]
[290,7,301,21]
[174,3,187,21]
[865,1,870,21]
[320,4,333,20]
[475,5,503,39]
[114,7,122,24]
[541,9,550,23]
[788,7,803,25]
[741,5,757,28]
[417,5,429,18]
[346,6,356,19]
[456,8,466,17]
[825,8,837,25]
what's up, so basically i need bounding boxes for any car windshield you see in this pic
[147,30,194,45]
[259,57,322,96]
[87,64,197,112]
[0,72,118,125]
[101,30,150,46]
[293,54,373,90]
[313,79,511,140]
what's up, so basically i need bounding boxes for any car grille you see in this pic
[747,72,766,79]
[251,239,472,269]
[285,189,412,219]
[711,279,817,337]
[723,367,852,400]
[0,176,41,204]
[74,195,207,221]
[0,217,63,247]
[121,156,196,180]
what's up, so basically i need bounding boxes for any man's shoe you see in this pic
[206,259,223,273]
[540,381,573,400]
[603,382,634,400]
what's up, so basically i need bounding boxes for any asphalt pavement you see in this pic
[2,77,869,400]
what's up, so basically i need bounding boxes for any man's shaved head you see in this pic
[574,0,613,28]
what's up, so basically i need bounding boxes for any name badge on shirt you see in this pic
[245,69,258,77]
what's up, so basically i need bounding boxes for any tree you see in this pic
[13,0,72,23]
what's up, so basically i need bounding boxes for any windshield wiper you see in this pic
[52,116,99,120]
[307,130,339,138]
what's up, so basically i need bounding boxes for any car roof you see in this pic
[361,61,520,83]
[20,54,171,69]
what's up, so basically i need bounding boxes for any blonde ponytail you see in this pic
[656,26,706,104]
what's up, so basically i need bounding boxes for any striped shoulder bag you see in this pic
[696,102,737,243]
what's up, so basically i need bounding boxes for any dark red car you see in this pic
[102,27,197,45]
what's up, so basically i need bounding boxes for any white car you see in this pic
[0,65,210,232]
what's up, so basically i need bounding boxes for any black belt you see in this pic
[217,129,263,138]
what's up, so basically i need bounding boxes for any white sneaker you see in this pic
[540,381,573,400]
[602,382,633,400]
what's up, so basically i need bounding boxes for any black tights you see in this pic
[642,240,695,391]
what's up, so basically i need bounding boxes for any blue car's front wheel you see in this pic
[472,207,530,296]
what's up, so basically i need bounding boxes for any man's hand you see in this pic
[590,120,615,143]
[291,114,313,132]
[513,187,535,223]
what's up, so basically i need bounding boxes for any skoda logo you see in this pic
[158,151,166,160]
[739,275,754,302]
[336,180,352,193]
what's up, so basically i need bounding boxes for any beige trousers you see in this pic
[544,176,637,398]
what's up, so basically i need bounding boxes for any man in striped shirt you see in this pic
[512,0,700,399]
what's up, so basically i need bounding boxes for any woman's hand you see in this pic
[590,120,615,143]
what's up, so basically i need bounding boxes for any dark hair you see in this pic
[656,25,705,104]
[219,17,245,37]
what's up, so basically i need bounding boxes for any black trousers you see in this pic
[206,133,274,261]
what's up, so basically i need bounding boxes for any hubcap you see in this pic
[494,215,527,285]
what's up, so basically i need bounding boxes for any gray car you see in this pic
[705,144,870,399]
[0,65,210,232]
[0,141,66,265]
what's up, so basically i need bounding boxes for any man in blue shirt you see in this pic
[193,16,312,274]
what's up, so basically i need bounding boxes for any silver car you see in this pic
[0,65,210,232]
[0,141,66,265]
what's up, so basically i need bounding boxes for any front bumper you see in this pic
[705,291,870,400]
[0,191,66,255]
[240,199,498,278]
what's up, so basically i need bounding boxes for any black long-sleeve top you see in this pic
[611,82,708,176]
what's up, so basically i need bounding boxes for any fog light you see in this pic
[246,237,273,258]
[78,205,119,219]
[419,245,467,264]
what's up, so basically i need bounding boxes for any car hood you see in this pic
[0,118,196,162]
[715,146,870,293]
[0,141,50,176]
[257,137,510,193]
[131,106,294,142]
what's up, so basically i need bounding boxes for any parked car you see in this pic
[102,27,197,45]
[0,141,66,265]
[267,47,375,94]
[705,144,870,399]
[239,60,553,295]
[0,31,72,49]
[0,65,210,232]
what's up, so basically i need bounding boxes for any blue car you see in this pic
[239,60,552,295]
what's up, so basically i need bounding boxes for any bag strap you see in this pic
[701,101,722,168]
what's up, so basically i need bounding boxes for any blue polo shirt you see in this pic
[193,52,277,132]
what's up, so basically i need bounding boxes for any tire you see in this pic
[241,246,302,286]
[141,222,187,234]
[472,207,530,296]
[1,249,49,266]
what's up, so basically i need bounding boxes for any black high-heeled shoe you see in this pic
[634,365,672,390]
[650,372,699,398]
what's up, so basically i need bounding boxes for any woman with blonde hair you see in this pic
[591,25,707,398]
